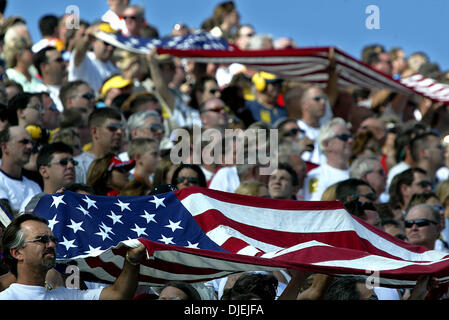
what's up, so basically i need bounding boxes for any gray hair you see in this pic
[317,117,349,153]
[406,203,441,224]
[126,110,161,140]
[248,34,273,50]
[349,155,381,179]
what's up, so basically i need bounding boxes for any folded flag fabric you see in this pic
[32,187,449,288]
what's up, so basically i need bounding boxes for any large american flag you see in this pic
[96,29,449,103]
[33,187,449,288]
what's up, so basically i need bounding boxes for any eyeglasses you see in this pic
[48,158,78,167]
[175,176,199,185]
[104,123,125,132]
[311,96,327,102]
[334,134,354,142]
[202,105,229,113]
[123,15,138,20]
[404,219,438,228]
[23,234,59,246]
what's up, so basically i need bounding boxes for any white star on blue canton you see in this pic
[115,199,131,212]
[131,224,148,237]
[140,210,156,224]
[76,205,92,218]
[47,214,59,231]
[82,196,98,209]
[67,219,84,233]
[84,245,103,256]
[95,228,112,241]
[108,210,124,225]
[165,219,183,232]
[159,234,174,245]
[149,195,165,209]
[50,195,66,208]
[59,236,77,251]
[99,222,115,235]
[186,241,199,249]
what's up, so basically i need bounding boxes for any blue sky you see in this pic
[7,0,449,71]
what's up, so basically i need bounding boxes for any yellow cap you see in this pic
[100,75,133,97]
[98,22,118,34]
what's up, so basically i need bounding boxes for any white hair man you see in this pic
[303,117,353,200]
[350,154,388,202]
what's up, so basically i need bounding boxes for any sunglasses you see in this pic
[208,88,220,95]
[335,134,354,142]
[105,123,125,132]
[203,105,229,113]
[24,234,59,245]
[283,128,305,137]
[18,138,33,145]
[124,15,138,20]
[81,93,95,100]
[416,181,432,188]
[175,176,199,185]
[312,96,327,102]
[404,219,438,228]
[356,192,377,201]
[48,158,78,167]
[147,123,165,133]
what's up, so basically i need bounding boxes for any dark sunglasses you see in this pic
[356,192,377,201]
[417,181,432,188]
[312,96,327,102]
[48,158,78,166]
[81,93,95,100]
[18,138,33,145]
[283,128,304,137]
[208,88,220,95]
[124,15,138,20]
[175,176,199,185]
[105,123,125,132]
[335,134,354,142]
[404,219,438,229]
[24,234,59,245]
[149,124,165,133]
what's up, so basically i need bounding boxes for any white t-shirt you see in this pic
[302,163,350,201]
[297,119,326,166]
[74,151,97,184]
[0,283,103,300]
[0,170,42,211]
[208,166,240,193]
[68,51,121,96]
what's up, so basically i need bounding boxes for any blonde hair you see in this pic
[3,35,32,68]
[321,182,340,201]
[235,180,266,197]
[127,137,158,159]
[436,180,449,207]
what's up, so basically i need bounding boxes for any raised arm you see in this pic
[73,25,98,67]
[146,48,175,112]
[99,244,146,300]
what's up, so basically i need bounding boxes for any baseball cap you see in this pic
[108,156,135,172]
[100,75,133,97]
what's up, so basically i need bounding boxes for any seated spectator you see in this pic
[170,164,207,190]
[86,154,135,196]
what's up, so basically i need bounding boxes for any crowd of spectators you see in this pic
[0,0,448,300]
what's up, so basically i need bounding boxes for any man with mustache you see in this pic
[0,126,42,215]
[0,214,146,299]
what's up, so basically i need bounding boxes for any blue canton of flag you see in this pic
[96,30,230,55]
[33,191,226,261]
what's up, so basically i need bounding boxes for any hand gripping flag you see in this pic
[33,187,449,288]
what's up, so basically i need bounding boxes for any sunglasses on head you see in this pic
[175,176,199,185]
[404,219,438,228]
[48,158,78,167]
[335,134,353,142]
[24,234,59,245]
